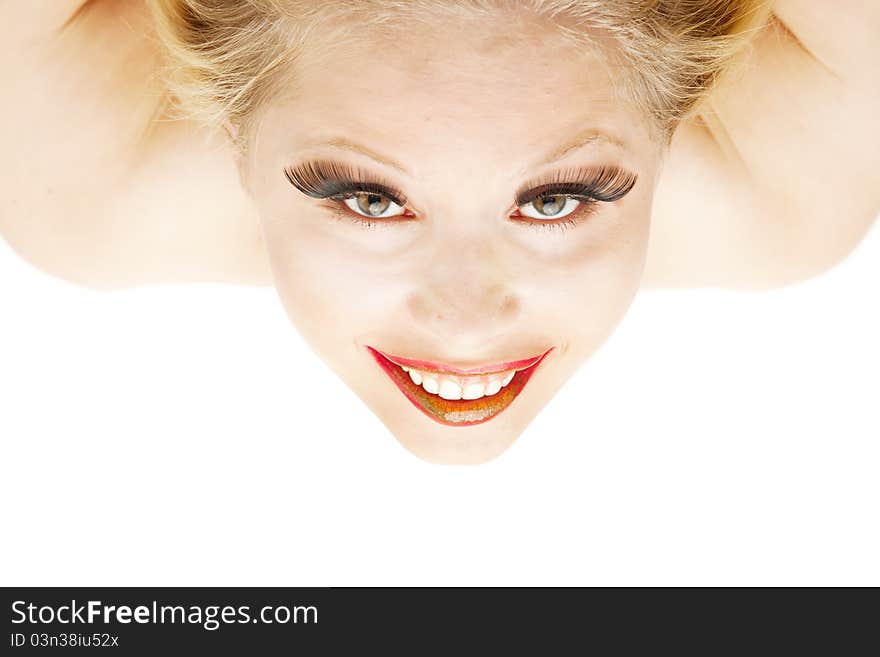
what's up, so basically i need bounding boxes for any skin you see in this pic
[1,1,878,462]
[237,15,661,463]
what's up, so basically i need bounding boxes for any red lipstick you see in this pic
[366,346,554,427]
[373,350,547,376]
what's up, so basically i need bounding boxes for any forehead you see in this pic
[261,10,651,177]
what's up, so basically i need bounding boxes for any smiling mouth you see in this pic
[366,346,554,427]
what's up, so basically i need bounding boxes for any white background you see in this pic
[1,218,877,586]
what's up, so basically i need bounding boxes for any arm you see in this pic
[644,1,880,289]
[0,0,270,289]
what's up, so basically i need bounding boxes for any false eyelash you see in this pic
[514,165,637,207]
[283,159,636,234]
[283,160,408,205]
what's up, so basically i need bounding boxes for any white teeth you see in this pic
[438,380,463,400]
[422,375,439,395]
[395,362,520,400]
[462,382,486,400]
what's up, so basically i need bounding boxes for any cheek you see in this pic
[521,205,650,351]
[260,217,407,339]
[260,192,651,356]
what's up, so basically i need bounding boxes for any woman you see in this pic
[2,1,878,464]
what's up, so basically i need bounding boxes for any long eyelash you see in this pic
[515,165,637,207]
[283,160,634,234]
[283,160,408,205]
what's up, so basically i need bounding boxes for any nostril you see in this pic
[406,285,520,332]
[498,291,520,319]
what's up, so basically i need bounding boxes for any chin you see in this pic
[387,421,525,466]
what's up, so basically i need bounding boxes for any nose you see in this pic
[405,233,521,345]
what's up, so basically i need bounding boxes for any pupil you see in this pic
[358,193,390,216]
[538,195,563,216]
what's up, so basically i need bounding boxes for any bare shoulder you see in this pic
[0,0,269,289]
[644,1,880,289]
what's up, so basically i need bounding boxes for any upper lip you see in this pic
[367,346,554,376]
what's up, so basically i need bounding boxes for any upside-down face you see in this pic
[241,11,663,463]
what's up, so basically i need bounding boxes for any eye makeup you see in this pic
[511,164,637,232]
[284,160,408,206]
[514,165,637,207]
[282,159,637,232]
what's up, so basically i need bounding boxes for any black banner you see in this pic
[1,587,873,653]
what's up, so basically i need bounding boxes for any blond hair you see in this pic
[147,0,772,152]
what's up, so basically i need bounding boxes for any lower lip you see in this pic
[367,347,553,427]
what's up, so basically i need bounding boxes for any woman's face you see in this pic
[242,15,664,464]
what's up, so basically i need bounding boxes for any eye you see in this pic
[512,165,638,230]
[341,191,407,219]
[282,160,411,223]
[518,194,582,220]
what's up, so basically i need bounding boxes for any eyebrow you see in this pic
[535,128,628,167]
[301,126,628,178]
[301,136,411,175]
